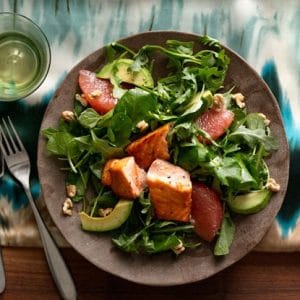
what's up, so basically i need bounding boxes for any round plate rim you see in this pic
[37,30,290,286]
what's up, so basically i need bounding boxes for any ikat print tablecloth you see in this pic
[0,0,298,251]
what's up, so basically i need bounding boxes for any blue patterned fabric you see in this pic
[0,0,298,249]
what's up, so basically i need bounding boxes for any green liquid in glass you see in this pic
[0,32,42,99]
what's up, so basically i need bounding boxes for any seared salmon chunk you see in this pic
[147,159,192,222]
[101,159,117,186]
[102,157,146,199]
[126,123,171,169]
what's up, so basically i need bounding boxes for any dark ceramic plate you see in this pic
[37,31,289,286]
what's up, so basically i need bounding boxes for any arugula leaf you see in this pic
[131,50,149,72]
[109,42,136,57]
[138,192,153,226]
[93,190,118,210]
[169,122,197,143]
[45,131,80,157]
[243,148,269,188]
[245,113,266,130]
[151,223,194,234]
[166,40,194,55]
[73,135,92,150]
[104,88,158,146]
[43,121,91,173]
[102,42,136,67]
[208,155,257,191]
[90,130,124,159]
[222,143,241,156]
[74,97,86,116]
[228,125,278,151]
[199,35,222,50]
[214,212,235,256]
[227,108,247,132]
[89,160,103,179]
[176,143,210,171]
[114,88,158,124]
[108,112,133,146]
[78,108,102,129]
[113,228,192,254]
[141,234,181,254]
[178,89,214,123]
[226,112,277,152]
[112,227,147,253]
[42,127,59,139]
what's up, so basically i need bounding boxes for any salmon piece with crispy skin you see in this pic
[146,159,192,222]
[102,159,117,186]
[126,123,171,169]
[102,157,147,199]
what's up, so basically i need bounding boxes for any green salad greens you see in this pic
[43,36,279,256]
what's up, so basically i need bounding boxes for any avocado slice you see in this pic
[97,58,154,88]
[97,62,113,78]
[80,199,133,232]
[228,189,272,214]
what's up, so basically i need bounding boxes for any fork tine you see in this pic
[1,118,19,154]
[0,123,12,156]
[7,116,24,151]
[0,135,5,176]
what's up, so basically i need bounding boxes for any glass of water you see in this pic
[0,12,51,101]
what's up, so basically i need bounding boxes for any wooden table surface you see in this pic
[1,248,300,299]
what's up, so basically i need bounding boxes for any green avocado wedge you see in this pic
[97,58,154,88]
[228,189,272,214]
[80,199,133,232]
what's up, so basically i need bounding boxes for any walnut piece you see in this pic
[62,198,73,216]
[136,120,149,132]
[75,93,88,106]
[98,208,113,217]
[266,178,280,192]
[213,93,225,111]
[61,111,75,121]
[232,93,245,108]
[66,184,76,198]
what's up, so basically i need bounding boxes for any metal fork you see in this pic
[0,117,77,300]
[0,135,5,294]
[0,137,4,178]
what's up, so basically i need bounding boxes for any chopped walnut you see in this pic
[266,178,280,192]
[172,240,185,255]
[213,93,225,111]
[258,113,271,126]
[62,198,73,216]
[99,208,113,217]
[90,90,102,97]
[136,120,149,132]
[61,110,75,121]
[75,93,88,106]
[66,184,76,198]
[232,93,245,108]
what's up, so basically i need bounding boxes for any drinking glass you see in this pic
[0,12,51,101]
